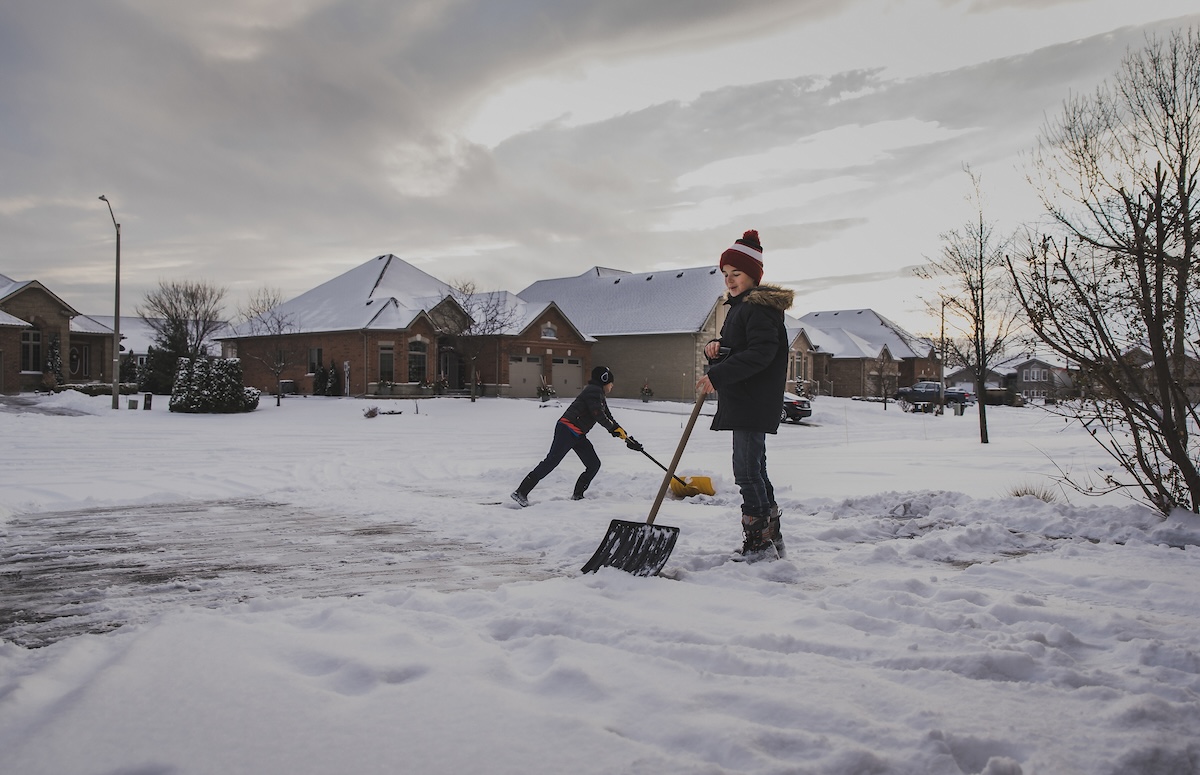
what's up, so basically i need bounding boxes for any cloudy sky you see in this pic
[3,1,1197,336]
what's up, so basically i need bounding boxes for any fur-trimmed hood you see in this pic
[728,283,794,312]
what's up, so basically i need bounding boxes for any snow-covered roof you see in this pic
[0,272,27,301]
[227,254,457,336]
[0,309,30,328]
[798,309,934,360]
[519,265,727,336]
[71,314,115,336]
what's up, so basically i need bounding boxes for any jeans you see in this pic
[525,421,601,495]
[732,430,774,519]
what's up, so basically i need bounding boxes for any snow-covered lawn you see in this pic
[1,392,1198,775]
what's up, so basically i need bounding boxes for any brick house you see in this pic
[218,254,593,398]
[795,309,938,398]
[0,272,120,394]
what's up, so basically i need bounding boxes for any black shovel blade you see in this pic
[581,519,679,576]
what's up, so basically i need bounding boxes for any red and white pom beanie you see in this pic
[719,229,764,284]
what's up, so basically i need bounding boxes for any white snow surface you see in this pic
[2,392,1198,775]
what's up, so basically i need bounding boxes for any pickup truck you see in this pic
[894,381,944,403]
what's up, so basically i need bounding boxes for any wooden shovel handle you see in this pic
[646,392,707,525]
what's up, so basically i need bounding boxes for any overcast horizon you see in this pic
[3,1,1198,338]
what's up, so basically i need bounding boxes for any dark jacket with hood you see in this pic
[705,284,795,433]
[560,379,619,436]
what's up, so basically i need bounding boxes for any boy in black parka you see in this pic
[511,366,641,507]
[696,230,794,559]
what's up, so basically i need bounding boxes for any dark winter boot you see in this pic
[511,475,537,508]
[767,504,786,559]
[735,514,778,562]
[572,471,595,501]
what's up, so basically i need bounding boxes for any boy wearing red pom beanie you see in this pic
[696,230,794,560]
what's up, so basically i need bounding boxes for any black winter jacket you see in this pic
[705,284,795,433]
[560,382,619,435]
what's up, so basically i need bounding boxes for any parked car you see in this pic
[781,392,813,423]
[944,387,974,404]
[894,381,943,403]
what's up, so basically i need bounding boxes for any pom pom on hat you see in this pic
[719,229,764,284]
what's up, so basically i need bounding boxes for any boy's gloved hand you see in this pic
[612,427,629,440]
[625,437,643,452]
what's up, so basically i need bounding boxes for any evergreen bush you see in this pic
[46,336,65,386]
[170,357,260,413]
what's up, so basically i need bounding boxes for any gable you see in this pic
[0,278,80,318]
[520,266,727,336]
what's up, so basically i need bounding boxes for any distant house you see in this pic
[520,266,739,400]
[0,272,119,394]
[796,309,938,398]
[943,365,1007,392]
[218,254,593,398]
[1006,355,1076,402]
[946,353,1078,403]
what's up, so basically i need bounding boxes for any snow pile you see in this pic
[1,393,1198,774]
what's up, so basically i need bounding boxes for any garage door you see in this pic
[552,357,583,396]
[509,355,542,398]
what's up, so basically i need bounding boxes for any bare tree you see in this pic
[436,280,523,402]
[918,166,1021,443]
[1009,28,1200,514]
[238,287,298,407]
[138,280,228,360]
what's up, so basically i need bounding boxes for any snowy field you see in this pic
[1,391,1198,775]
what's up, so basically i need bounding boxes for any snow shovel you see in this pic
[581,392,707,576]
[635,447,715,498]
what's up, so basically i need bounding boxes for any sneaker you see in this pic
[767,505,786,559]
[510,491,530,507]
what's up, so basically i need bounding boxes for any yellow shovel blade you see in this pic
[668,476,715,498]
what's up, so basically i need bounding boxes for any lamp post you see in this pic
[99,195,121,410]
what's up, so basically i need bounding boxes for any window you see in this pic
[541,323,557,339]
[379,343,395,382]
[20,330,41,372]
[1023,368,1049,382]
[408,340,427,384]
[308,348,323,375]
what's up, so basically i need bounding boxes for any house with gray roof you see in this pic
[946,352,1078,405]
[218,254,594,398]
[521,266,736,400]
[796,309,939,398]
[519,265,835,401]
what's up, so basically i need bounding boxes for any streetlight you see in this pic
[99,195,121,410]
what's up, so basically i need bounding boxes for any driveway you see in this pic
[1,498,553,647]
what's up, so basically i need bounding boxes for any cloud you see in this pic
[2,0,1197,335]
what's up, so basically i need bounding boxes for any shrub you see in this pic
[170,357,260,413]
